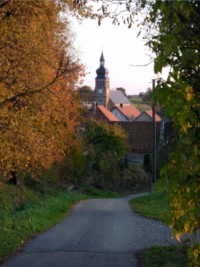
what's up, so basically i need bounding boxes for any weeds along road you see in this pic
[2,194,177,267]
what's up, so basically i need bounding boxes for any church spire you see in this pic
[100,51,105,66]
[96,51,109,79]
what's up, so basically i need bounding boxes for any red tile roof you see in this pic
[113,105,141,120]
[145,110,162,122]
[97,105,120,122]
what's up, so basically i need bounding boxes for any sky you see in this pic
[71,16,161,95]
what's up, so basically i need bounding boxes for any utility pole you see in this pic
[152,79,156,184]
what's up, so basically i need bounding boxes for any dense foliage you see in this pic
[0,0,86,183]
[147,2,200,265]
[83,120,129,190]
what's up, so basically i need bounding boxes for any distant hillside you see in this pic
[128,96,151,112]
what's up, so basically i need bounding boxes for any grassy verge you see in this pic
[81,184,122,198]
[142,246,188,267]
[0,181,121,262]
[129,187,190,266]
[129,188,170,222]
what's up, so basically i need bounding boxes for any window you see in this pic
[98,89,103,94]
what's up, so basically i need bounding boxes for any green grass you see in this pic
[81,184,123,198]
[129,188,170,222]
[142,246,188,267]
[0,182,121,262]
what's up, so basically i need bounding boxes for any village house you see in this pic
[111,104,141,121]
[135,110,161,122]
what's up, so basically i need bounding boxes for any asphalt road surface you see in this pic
[2,194,178,267]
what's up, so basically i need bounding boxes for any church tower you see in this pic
[95,52,110,109]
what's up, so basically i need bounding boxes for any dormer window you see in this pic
[98,89,103,94]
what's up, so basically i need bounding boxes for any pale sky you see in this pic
[71,17,160,95]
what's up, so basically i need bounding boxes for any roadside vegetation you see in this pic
[130,184,200,266]
[142,246,188,267]
[129,186,170,222]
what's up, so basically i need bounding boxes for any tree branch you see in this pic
[130,59,154,67]
[0,0,10,9]
[0,63,80,108]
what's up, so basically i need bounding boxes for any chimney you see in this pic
[120,103,123,108]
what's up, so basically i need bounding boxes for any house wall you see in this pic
[135,113,152,122]
[111,108,128,121]
[114,121,161,153]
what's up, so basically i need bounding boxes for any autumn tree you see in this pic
[0,0,87,184]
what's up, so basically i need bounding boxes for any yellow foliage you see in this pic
[0,0,84,180]
[185,86,194,101]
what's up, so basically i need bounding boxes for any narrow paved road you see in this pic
[2,194,177,267]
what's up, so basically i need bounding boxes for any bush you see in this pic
[87,159,151,193]
[58,145,86,186]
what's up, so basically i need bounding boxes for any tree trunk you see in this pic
[9,169,18,185]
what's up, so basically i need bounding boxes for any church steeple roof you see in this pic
[100,51,105,65]
[96,51,109,79]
